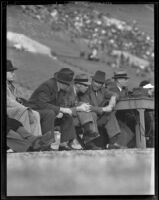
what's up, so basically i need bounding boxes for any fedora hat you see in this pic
[92,70,105,84]
[112,71,129,79]
[7,60,17,72]
[54,68,74,85]
[74,73,91,86]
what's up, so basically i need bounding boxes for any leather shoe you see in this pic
[85,141,102,150]
[68,139,83,150]
[32,131,54,151]
[58,144,72,151]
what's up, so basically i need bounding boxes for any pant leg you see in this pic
[115,120,134,146]
[7,130,31,152]
[74,111,99,144]
[30,110,42,136]
[97,112,121,138]
[77,111,94,125]
[105,112,121,138]
[59,114,76,142]
[37,109,56,137]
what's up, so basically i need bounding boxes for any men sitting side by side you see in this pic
[80,70,134,149]
[57,73,101,150]
[7,58,152,151]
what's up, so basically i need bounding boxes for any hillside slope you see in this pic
[7,5,154,95]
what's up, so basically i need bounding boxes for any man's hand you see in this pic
[60,107,73,115]
[56,112,63,118]
[102,105,113,112]
[76,103,91,112]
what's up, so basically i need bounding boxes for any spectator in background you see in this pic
[7,116,54,152]
[139,80,154,97]
[7,60,42,137]
[88,47,99,61]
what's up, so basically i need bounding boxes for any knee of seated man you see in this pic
[90,111,98,120]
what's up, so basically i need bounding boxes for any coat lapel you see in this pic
[89,87,99,106]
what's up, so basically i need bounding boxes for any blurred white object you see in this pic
[51,131,61,150]
[56,112,63,118]
[7,31,53,57]
[143,83,154,89]
[70,138,82,150]
[7,149,14,153]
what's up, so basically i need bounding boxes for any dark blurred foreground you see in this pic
[7,148,154,195]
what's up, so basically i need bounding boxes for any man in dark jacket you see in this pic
[80,70,128,149]
[57,73,101,150]
[28,68,80,150]
[7,116,53,152]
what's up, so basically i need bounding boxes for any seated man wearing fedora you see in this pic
[108,71,135,148]
[80,70,127,149]
[57,73,102,150]
[7,60,42,137]
[28,68,81,151]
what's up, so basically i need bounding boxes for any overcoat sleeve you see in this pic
[7,85,29,119]
[31,83,60,115]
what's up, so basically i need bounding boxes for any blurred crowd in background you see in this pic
[20,3,154,75]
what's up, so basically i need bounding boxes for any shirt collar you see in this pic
[117,84,122,92]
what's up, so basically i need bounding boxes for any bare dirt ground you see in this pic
[7,149,154,196]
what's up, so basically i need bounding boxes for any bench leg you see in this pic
[135,109,146,148]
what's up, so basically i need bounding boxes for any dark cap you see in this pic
[54,68,74,85]
[92,70,105,84]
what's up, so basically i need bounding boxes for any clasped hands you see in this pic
[59,102,113,117]
[77,103,114,113]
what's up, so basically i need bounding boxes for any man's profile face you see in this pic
[92,80,103,91]
[59,82,70,92]
[117,78,128,88]
[7,71,15,81]
[78,84,89,93]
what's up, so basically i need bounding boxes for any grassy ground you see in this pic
[7,149,154,196]
[7,4,154,95]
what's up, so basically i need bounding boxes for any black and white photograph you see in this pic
[2,1,156,197]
